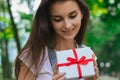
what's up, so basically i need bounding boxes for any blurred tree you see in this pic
[0,0,13,79]
[7,0,21,52]
[20,0,34,13]
[0,0,34,79]
[18,0,34,33]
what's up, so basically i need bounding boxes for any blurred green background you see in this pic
[0,0,120,80]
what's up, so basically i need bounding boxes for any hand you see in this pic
[93,60,99,79]
[52,65,66,80]
[84,60,99,80]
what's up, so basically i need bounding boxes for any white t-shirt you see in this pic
[19,46,95,80]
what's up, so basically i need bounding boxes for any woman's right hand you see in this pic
[52,65,66,80]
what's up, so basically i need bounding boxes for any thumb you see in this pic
[53,64,58,75]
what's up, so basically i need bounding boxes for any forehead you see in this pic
[50,0,80,15]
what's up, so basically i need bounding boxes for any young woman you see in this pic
[15,0,99,80]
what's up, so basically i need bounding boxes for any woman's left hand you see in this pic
[84,60,99,80]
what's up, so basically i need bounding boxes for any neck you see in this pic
[55,39,77,51]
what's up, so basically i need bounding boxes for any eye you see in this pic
[52,17,62,22]
[69,14,77,19]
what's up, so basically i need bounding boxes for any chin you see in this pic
[63,36,75,40]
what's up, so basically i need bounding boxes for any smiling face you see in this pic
[50,0,83,41]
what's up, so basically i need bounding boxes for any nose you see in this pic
[64,19,72,29]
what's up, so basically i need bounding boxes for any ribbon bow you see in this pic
[57,49,94,78]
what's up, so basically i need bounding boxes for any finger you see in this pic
[52,73,65,80]
[93,60,97,67]
[54,64,58,75]
[93,60,99,79]
[84,77,95,80]
[57,76,65,80]
[94,66,99,79]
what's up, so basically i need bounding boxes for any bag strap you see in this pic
[48,47,57,70]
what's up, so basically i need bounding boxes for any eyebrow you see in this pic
[69,10,77,15]
[51,10,77,18]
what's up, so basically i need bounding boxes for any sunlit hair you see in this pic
[15,0,90,79]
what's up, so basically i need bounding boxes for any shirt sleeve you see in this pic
[18,48,36,75]
[18,47,54,80]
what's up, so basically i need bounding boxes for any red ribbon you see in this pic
[57,49,94,78]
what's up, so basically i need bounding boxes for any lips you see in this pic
[62,28,75,35]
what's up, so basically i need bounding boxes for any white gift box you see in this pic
[56,47,95,80]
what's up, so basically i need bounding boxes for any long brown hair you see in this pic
[15,0,90,79]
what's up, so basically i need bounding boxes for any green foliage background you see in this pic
[86,0,120,74]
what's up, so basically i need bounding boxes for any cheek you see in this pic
[76,14,83,26]
[52,21,63,30]
[74,18,82,28]
[52,22,61,32]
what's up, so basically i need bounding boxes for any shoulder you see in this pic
[18,48,31,62]
[18,46,49,75]
[78,44,88,48]
[18,48,35,74]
